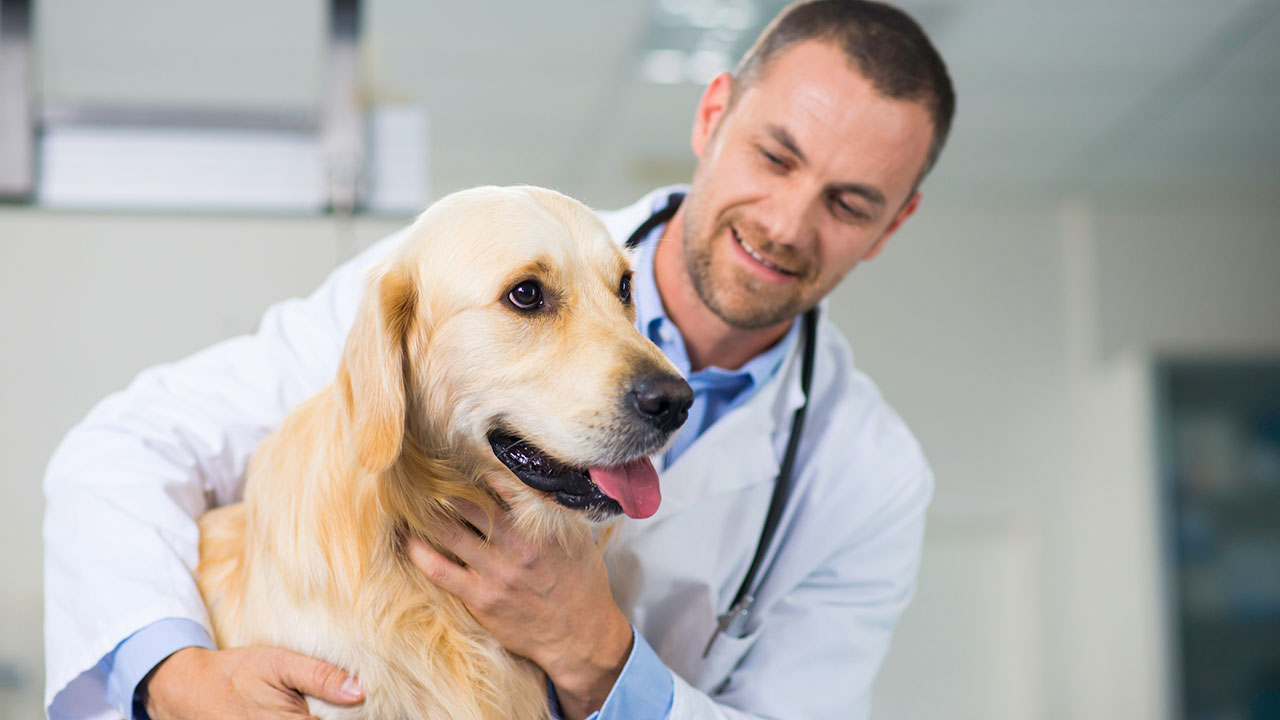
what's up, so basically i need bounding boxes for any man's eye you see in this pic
[507,280,543,311]
[619,273,632,305]
[830,195,868,222]
[762,150,786,167]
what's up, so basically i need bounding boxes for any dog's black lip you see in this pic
[487,430,622,516]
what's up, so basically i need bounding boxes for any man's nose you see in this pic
[760,184,816,248]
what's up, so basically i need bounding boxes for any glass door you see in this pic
[1160,360,1280,720]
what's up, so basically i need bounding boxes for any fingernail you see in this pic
[341,676,364,699]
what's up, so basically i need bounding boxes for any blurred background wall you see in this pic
[2,1,1278,718]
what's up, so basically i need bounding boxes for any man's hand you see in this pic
[142,646,365,719]
[405,492,633,720]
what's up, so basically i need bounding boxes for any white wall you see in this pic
[844,190,1280,720]
[1091,190,1280,358]
[835,198,1068,720]
[2,188,1278,719]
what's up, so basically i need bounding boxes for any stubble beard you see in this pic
[681,208,808,331]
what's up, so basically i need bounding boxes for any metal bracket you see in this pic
[0,0,33,200]
[322,0,365,215]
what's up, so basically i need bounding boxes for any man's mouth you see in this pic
[731,225,800,277]
[487,430,661,519]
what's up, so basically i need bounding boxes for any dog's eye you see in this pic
[507,281,543,311]
[619,273,632,305]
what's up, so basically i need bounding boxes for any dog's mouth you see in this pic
[486,430,662,519]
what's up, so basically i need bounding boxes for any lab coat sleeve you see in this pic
[671,455,933,719]
[42,231,405,719]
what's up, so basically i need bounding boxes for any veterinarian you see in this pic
[43,1,953,718]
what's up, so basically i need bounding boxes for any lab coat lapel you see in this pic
[608,317,813,688]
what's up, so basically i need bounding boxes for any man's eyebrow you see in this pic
[767,124,886,208]
[768,125,808,165]
[834,182,886,208]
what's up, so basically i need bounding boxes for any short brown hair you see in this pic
[733,0,955,183]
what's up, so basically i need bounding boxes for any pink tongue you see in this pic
[588,457,661,519]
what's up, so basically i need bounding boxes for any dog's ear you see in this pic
[337,264,417,474]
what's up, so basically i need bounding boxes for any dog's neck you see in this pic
[378,431,493,545]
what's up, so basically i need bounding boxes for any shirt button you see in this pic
[659,325,675,343]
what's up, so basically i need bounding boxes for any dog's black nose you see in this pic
[630,375,694,433]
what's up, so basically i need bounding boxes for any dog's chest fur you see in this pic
[195,395,553,720]
[200,504,552,720]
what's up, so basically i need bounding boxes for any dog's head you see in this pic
[336,186,691,534]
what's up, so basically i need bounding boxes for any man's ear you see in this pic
[337,264,417,474]
[691,71,734,159]
[863,192,922,262]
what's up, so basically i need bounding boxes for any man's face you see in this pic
[681,40,934,329]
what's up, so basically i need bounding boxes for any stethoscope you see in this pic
[624,191,817,657]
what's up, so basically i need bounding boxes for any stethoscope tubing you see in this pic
[623,192,817,655]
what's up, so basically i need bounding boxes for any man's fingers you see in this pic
[480,473,519,507]
[269,648,364,706]
[406,535,476,594]
[433,513,491,566]
[453,497,505,541]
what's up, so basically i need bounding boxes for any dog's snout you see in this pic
[629,375,694,433]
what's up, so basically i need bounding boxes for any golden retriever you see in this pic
[196,186,692,719]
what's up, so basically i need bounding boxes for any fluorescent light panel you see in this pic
[36,105,428,214]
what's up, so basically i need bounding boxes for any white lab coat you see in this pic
[43,186,933,720]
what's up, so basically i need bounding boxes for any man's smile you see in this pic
[730,225,802,278]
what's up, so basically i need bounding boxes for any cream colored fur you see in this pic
[196,186,682,720]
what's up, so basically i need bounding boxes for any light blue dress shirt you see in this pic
[104,195,797,719]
